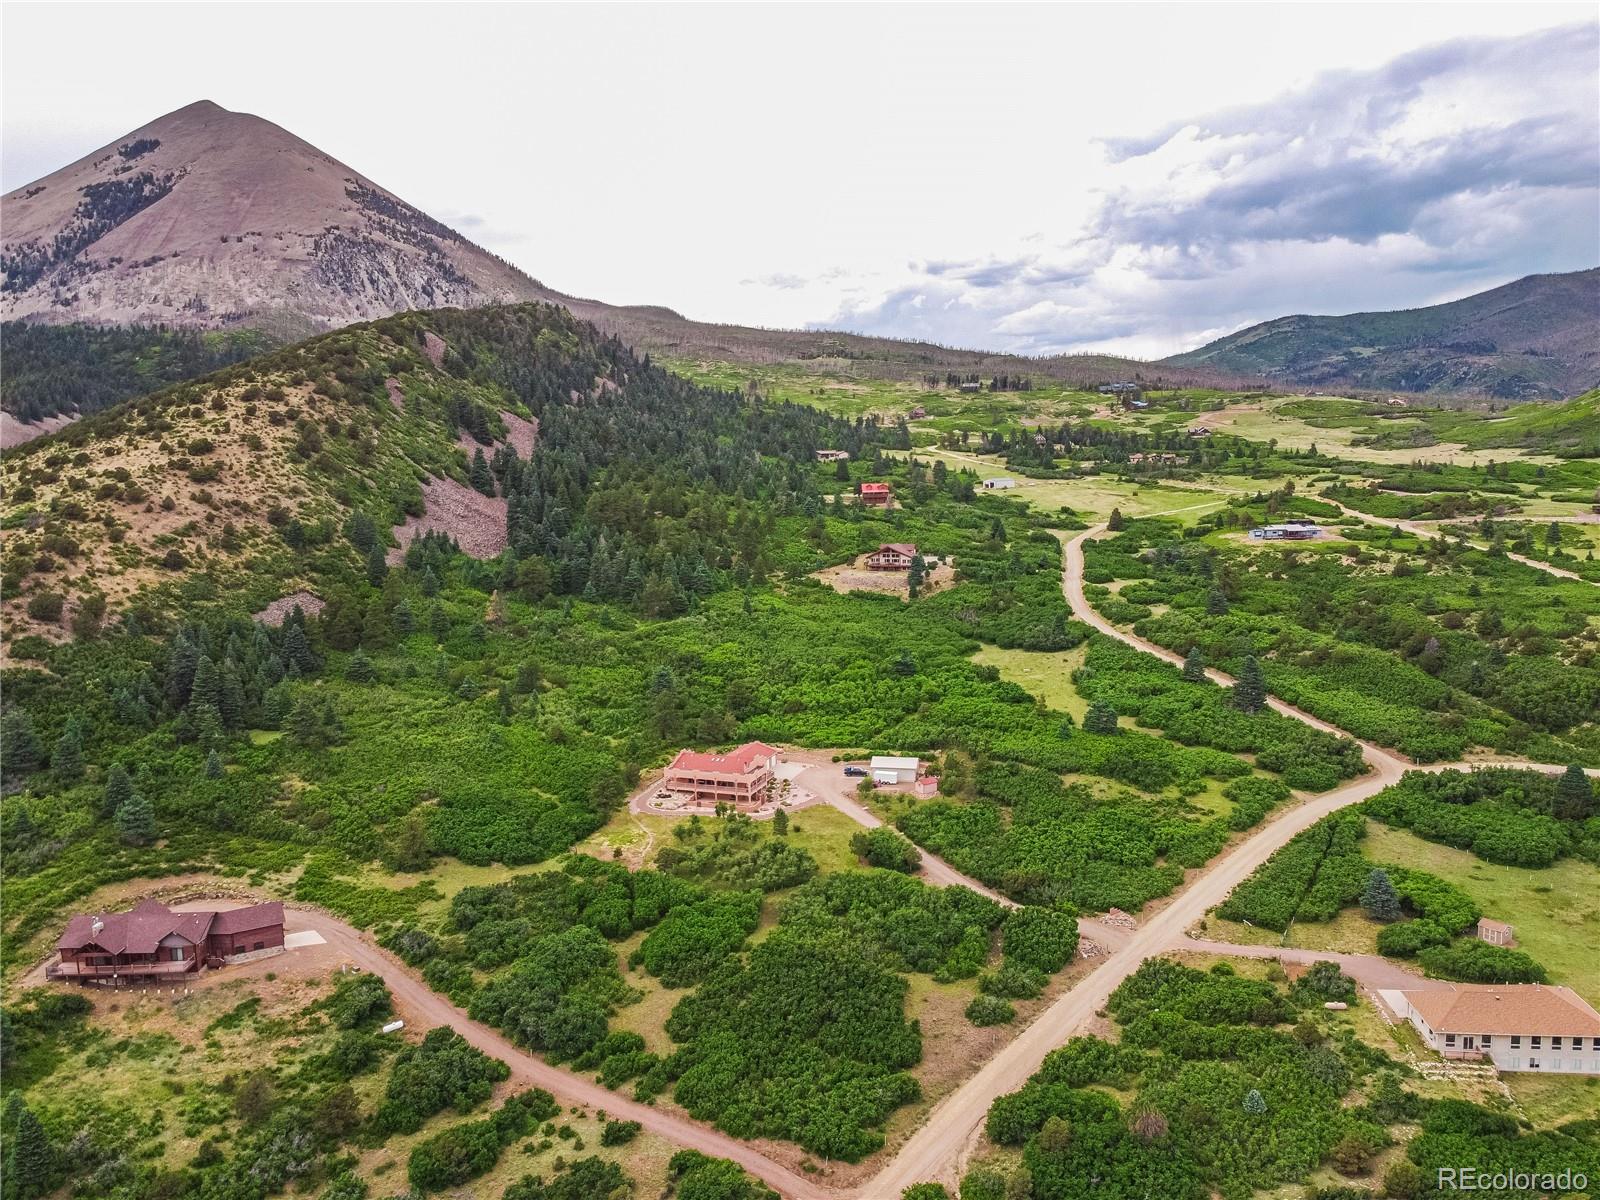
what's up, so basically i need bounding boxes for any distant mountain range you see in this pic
[2,101,1593,420]
[1163,269,1599,400]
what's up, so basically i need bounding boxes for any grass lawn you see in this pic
[1503,1072,1600,1128]
[971,642,1089,722]
[1363,822,1600,1005]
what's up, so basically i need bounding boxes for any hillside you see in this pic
[1164,268,1600,399]
[0,100,555,332]
[0,302,866,647]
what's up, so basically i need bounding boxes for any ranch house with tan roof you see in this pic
[1388,984,1600,1074]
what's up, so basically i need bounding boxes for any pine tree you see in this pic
[772,808,789,836]
[1243,1088,1267,1115]
[1107,507,1125,531]
[366,544,389,588]
[1084,701,1120,734]
[345,651,377,683]
[1206,588,1229,616]
[218,661,246,729]
[103,762,135,818]
[7,1104,52,1199]
[115,789,157,846]
[1232,656,1267,713]
[392,598,416,634]
[1181,646,1205,683]
[1362,868,1403,922]
[288,693,326,747]
[52,722,85,780]
[1554,763,1595,820]
[189,654,222,712]
[470,448,495,496]
[205,749,225,779]
[429,604,451,642]
[282,622,317,674]
[2,708,42,777]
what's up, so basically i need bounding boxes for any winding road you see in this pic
[861,523,1595,1196]
[221,517,1593,1200]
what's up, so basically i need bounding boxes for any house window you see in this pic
[1530,1058,1541,1070]
[253,941,264,951]
[1552,1036,1563,1050]
[1511,1036,1521,1048]
[1592,1038,1600,1051]
[169,947,184,961]
[1445,1034,1456,1047]
[1532,1036,1543,1049]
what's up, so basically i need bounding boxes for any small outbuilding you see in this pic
[1478,917,1515,946]
[982,477,1017,490]
[869,755,920,785]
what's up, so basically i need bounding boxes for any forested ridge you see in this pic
[1,321,277,422]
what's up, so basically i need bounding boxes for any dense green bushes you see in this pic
[850,827,922,872]
[898,767,1189,912]
[1366,768,1594,867]
[664,936,923,1161]
[637,891,762,986]
[1086,520,1600,765]
[374,1026,510,1134]
[406,1089,558,1192]
[975,958,1414,1199]
[1218,811,1481,940]
[1417,941,1549,984]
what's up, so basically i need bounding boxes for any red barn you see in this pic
[52,899,285,980]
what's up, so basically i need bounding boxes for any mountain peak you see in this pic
[1,101,553,331]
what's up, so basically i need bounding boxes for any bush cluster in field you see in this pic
[1216,766,1600,983]
[1083,515,1600,764]
[966,955,1600,1200]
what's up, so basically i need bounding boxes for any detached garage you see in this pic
[870,755,919,785]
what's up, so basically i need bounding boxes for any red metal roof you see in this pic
[668,741,779,776]
[860,483,891,493]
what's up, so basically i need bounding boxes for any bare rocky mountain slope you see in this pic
[0,100,556,333]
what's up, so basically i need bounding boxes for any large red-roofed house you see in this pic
[53,899,285,980]
[859,482,892,507]
[663,741,779,810]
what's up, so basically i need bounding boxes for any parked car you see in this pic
[843,766,868,777]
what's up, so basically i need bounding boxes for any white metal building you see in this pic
[869,755,920,785]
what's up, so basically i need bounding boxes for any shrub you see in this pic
[599,1119,640,1146]
[850,827,923,873]
[966,995,1016,1026]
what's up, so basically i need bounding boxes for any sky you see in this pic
[3,3,1597,359]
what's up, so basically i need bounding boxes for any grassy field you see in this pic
[1363,823,1600,1005]
[971,643,1089,722]
[1198,821,1600,1005]
[1195,396,1568,466]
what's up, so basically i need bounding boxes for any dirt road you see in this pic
[1318,497,1593,585]
[863,525,1596,1195]
[291,909,837,1200]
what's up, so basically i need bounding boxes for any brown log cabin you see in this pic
[52,899,285,980]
